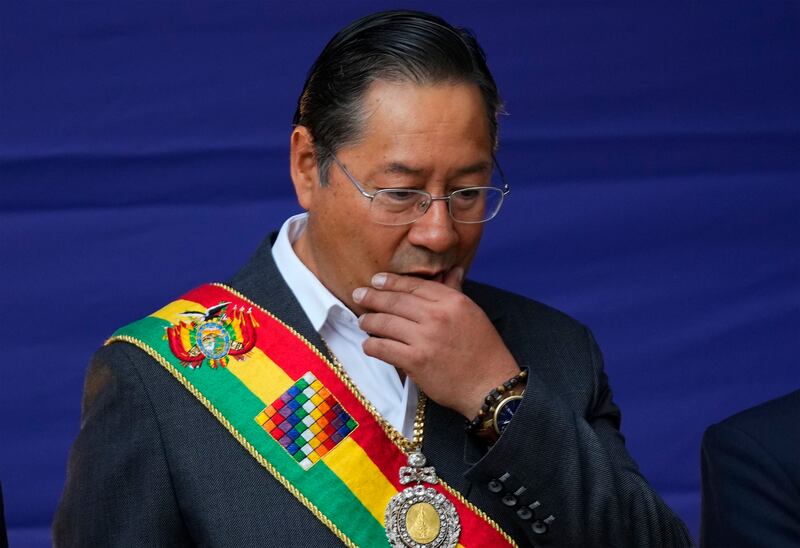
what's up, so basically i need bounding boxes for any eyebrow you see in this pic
[383,160,492,177]
[384,162,423,176]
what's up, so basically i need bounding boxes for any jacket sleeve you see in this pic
[52,343,191,547]
[464,326,693,547]
[701,421,800,548]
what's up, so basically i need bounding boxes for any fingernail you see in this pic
[352,287,367,302]
[372,273,387,288]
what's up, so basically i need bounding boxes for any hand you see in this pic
[352,268,520,419]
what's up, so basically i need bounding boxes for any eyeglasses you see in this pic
[330,155,510,226]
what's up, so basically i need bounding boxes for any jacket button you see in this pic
[532,520,548,534]
[501,494,517,507]
[516,507,532,520]
[488,479,503,493]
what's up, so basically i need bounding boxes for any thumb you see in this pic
[443,266,464,291]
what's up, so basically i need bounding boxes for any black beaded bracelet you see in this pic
[465,369,528,433]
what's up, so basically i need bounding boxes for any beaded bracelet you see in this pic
[465,369,529,433]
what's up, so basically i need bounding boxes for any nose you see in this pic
[406,198,459,253]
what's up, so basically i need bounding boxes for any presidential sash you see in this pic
[109,283,515,547]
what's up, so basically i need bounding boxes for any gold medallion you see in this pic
[385,452,461,548]
[406,502,440,543]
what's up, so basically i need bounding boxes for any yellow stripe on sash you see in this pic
[323,437,397,523]
[227,352,292,405]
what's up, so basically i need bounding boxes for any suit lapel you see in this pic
[423,400,473,496]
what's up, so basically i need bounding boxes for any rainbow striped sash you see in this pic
[109,283,515,547]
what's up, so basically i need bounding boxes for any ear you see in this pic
[290,126,320,210]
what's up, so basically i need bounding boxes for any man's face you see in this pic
[291,80,493,315]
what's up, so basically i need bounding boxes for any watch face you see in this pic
[494,395,523,435]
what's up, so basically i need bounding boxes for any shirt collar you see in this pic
[271,212,353,332]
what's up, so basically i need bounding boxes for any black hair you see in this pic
[293,10,503,184]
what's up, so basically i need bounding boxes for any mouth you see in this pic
[404,270,447,283]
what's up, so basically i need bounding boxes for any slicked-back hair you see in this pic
[293,10,503,184]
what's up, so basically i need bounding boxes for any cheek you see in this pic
[457,225,483,258]
[314,191,369,246]
[362,227,407,264]
[324,217,403,278]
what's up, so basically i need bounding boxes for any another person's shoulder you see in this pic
[704,388,800,449]
[701,389,800,547]
[705,389,800,433]
[702,389,800,495]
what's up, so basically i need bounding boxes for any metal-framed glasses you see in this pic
[330,155,510,226]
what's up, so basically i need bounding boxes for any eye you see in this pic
[453,188,483,201]
[382,190,420,202]
[373,189,425,214]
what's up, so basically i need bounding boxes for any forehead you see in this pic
[348,80,493,166]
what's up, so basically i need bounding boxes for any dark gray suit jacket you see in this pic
[701,389,800,547]
[54,234,691,547]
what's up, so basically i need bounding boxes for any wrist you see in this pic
[460,361,522,419]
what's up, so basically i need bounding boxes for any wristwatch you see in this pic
[473,384,525,444]
[493,393,524,435]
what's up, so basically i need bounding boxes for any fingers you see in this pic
[358,312,417,344]
[363,270,462,299]
[353,284,426,321]
[361,336,413,369]
[353,269,465,320]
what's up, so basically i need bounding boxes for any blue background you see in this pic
[2,2,798,545]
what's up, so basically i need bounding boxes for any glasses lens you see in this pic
[370,189,429,226]
[449,187,505,223]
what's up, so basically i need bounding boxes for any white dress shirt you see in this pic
[272,213,419,439]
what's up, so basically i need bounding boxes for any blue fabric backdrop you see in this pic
[2,2,798,545]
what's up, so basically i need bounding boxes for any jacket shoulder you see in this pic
[463,279,587,333]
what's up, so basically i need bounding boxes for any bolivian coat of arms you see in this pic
[165,301,258,368]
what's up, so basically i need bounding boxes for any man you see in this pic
[54,10,691,547]
[701,389,800,547]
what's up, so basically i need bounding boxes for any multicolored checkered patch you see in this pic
[255,371,358,470]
